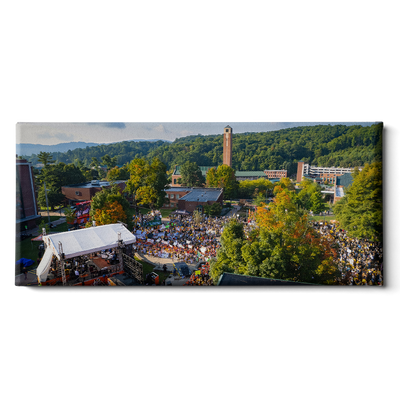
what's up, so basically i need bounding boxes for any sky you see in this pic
[15,122,379,146]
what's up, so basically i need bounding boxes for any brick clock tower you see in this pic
[223,125,233,167]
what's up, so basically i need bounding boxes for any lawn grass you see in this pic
[15,238,42,275]
[15,215,69,275]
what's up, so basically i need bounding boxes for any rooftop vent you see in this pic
[91,180,100,186]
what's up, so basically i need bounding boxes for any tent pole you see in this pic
[117,232,124,272]
[58,241,67,286]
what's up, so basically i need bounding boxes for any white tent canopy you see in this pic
[36,224,136,283]
[36,247,53,283]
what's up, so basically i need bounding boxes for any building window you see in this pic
[176,195,179,199]
[173,179,176,184]
[75,191,80,196]
[170,194,174,199]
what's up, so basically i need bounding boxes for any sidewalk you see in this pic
[39,210,65,217]
[225,205,242,218]
[135,252,200,286]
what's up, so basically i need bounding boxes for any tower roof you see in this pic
[225,125,232,129]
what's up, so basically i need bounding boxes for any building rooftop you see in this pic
[173,165,216,176]
[235,171,266,177]
[217,273,314,286]
[336,173,353,188]
[62,180,126,189]
[165,187,193,192]
[179,188,223,202]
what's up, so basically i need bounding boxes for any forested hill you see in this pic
[25,123,382,177]
[146,123,382,176]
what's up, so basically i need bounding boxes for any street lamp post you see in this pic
[43,181,51,225]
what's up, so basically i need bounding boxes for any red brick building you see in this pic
[177,188,223,213]
[16,158,40,230]
[61,180,128,204]
[264,170,287,179]
[163,187,192,208]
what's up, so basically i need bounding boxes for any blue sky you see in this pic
[16,122,378,146]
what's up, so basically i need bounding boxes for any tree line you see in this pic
[23,123,383,178]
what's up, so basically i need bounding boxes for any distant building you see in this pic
[333,173,354,203]
[163,187,192,208]
[171,165,216,187]
[297,161,361,183]
[16,158,40,230]
[264,170,287,179]
[235,171,267,181]
[176,187,224,213]
[61,180,128,204]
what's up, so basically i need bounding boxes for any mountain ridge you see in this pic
[16,139,171,156]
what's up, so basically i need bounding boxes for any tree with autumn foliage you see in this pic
[89,184,130,228]
[209,186,340,284]
[93,201,127,226]
[244,187,339,283]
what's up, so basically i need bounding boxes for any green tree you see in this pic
[90,184,131,228]
[210,187,340,284]
[209,219,247,282]
[125,157,169,209]
[192,209,203,224]
[253,192,266,206]
[101,154,118,170]
[333,162,382,242]
[178,161,205,187]
[63,205,75,224]
[310,191,327,214]
[37,151,53,167]
[204,202,222,216]
[37,184,65,210]
[206,164,238,199]
[107,166,130,182]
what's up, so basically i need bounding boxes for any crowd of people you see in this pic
[132,212,232,265]
[184,262,213,286]
[312,221,383,285]
[131,209,383,286]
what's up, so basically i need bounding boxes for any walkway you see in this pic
[225,205,242,218]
